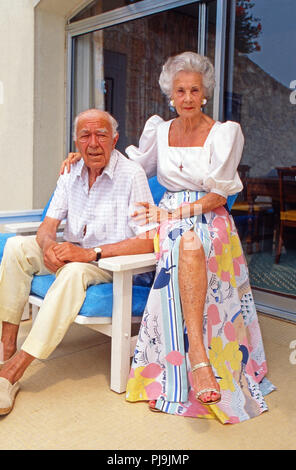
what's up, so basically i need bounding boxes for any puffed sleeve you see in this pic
[125,115,164,178]
[205,121,244,198]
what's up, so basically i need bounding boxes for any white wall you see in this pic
[0,0,35,210]
[33,7,67,208]
[34,1,94,208]
[0,0,89,211]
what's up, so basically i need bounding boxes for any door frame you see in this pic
[65,0,226,152]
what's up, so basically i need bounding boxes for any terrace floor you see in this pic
[0,313,295,450]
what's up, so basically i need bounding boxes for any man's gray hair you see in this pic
[159,51,216,100]
[73,109,119,140]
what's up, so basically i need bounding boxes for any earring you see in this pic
[169,99,175,108]
[202,98,207,106]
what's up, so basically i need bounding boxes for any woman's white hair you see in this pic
[159,51,216,100]
[73,109,118,140]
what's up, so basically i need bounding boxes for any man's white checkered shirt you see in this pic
[46,149,155,248]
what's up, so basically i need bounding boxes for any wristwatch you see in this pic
[93,246,102,261]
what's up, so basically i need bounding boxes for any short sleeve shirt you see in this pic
[46,149,155,248]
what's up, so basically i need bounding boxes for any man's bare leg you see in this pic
[1,322,19,362]
[0,350,35,384]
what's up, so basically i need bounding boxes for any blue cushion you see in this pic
[30,274,150,318]
[0,233,17,261]
[148,176,166,205]
[41,193,54,221]
[226,193,238,211]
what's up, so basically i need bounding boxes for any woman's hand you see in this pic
[59,152,82,175]
[132,202,172,225]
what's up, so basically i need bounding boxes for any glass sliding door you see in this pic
[69,1,200,153]
[225,0,296,175]
[224,0,296,320]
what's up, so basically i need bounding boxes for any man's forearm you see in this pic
[36,217,60,252]
[36,227,57,251]
[99,231,155,259]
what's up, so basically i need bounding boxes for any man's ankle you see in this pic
[0,350,34,384]
[0,341,17,362]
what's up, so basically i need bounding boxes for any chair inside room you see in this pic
[232,165,274,254]
[275,166,296,264]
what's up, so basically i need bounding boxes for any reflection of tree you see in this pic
[235,0,262,54]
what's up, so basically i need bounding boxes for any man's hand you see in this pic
[36,216,64,272]
[53,242,96,264]
[43,241,66,273]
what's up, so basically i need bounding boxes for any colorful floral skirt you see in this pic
[126,190,275,424]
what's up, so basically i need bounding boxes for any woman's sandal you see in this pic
[192,362,221,405]
[148,362,220,411]
[148,400,161,412]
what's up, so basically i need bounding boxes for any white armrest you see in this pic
[98,253,156,273]
[3,220,66,234]
[4,221,42,233]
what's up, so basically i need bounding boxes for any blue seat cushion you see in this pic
[30,274,150,318]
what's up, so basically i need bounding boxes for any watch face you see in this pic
[94,247,102,261]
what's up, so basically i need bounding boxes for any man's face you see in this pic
[75,111,118,174]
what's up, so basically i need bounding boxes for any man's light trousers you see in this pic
[0,236,112,359]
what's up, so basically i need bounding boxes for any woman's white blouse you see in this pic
[125,115,244,198]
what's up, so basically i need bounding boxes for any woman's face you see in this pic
[171,71,205,120]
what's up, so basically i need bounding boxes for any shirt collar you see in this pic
[102,149,118,180]
[76,149,119,181]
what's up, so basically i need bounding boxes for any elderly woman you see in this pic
[62,52,274,424]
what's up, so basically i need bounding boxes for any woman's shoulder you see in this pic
[209,120,243,141]
[207,120,244,158]
[138,115,166,138]
[214,120,242,133]
[144,114,166,128]
[141,115,171,140]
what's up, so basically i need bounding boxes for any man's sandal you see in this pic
[0,378,20,415]
[192,362,221,405]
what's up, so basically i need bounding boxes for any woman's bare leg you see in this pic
[178,230,220,403]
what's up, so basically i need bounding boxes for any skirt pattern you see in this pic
[126,190,274,424]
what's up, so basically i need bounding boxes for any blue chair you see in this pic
[0,177,237,392]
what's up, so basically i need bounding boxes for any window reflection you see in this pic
[70,0,145,23]
[227,0,296,299]
[225,0,296,177]
[72,3,201,153]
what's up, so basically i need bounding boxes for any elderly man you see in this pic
[0,109,155,415]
